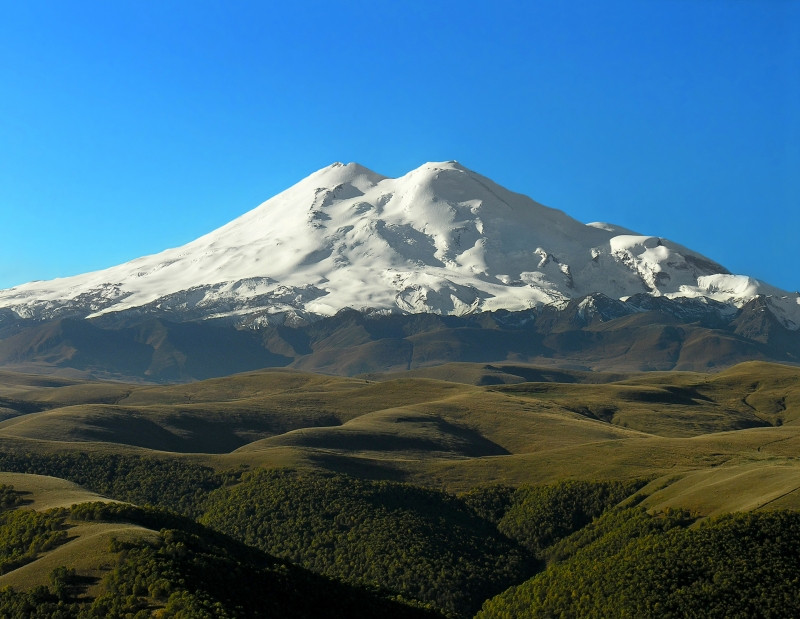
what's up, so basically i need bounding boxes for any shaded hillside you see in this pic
[478,508,800,618]
[0,296,798,381]
[461,479,647,556]
[199,468,536,617]
[0,478,440,618]
[0,318,291,381]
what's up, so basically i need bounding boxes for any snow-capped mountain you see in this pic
[1,161,798,329]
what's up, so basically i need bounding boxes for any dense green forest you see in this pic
[460,479,646,557]
[477,507,800,618]
[0,460,652,618]
[0,501,439,618]
[0,451,232,516]
[199,468,535,617]
[0,453,799,617]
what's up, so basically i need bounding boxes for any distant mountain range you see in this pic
[0,161,797,380]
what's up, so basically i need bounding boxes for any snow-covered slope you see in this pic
[1,161,798,328]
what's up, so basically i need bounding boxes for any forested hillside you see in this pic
[478,508,800,618]
[199,469,534,617]
[0,451,230,516]
[0,496,440,618]
[0,459,798,617]
[461,479,646,556]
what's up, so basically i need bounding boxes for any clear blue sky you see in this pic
[1,1,798,291]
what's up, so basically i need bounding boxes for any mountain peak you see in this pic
[402,160,476,181]
[305,162,386,192]
[415,160,468,171]
[0,161,797,329]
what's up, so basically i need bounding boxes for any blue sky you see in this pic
[1,1,798,291]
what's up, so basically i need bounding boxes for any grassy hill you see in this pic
[0,361,797,493]
[0,361,798,615]
[0,473,155,597]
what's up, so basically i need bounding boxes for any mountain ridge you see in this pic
[2,161,797,329]
[0,294,797,382]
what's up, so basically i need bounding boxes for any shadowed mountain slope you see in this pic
[0,296,797,381]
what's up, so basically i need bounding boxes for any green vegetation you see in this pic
[462,479,646,556]
[0,575,81,618]
[0,501,439,618]
[478,508,800,618]
[200,468,536,617]
[0,465,798,618]
[0,506,67,575]
[70,501,199,533]
[0,484,25,510]
[86,520,438,618]
[0,362,798,616]
[0,452,233,516]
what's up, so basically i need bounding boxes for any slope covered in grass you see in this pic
[1,361,797,457]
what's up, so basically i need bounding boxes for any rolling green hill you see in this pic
[0,361,798,616]
[0,361,797,498]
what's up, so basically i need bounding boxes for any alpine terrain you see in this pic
[2,161,798,329]
[0,163,800,618]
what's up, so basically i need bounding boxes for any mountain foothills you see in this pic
[0,361,797,616]
[0,162,799,617]
[2,294,799,381]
